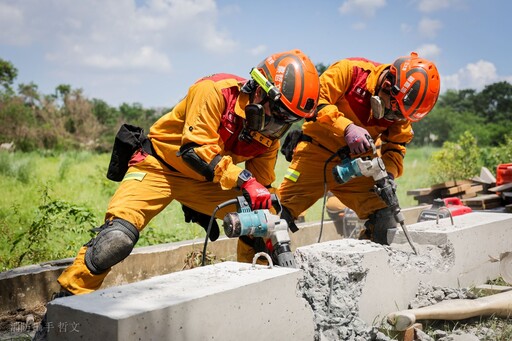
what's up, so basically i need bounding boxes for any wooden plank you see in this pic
[464,201,502,210]
[460,192,477,199]
[464,184,484,194]
[488,182,512,193]
[431,179,473,190]
[462,194,502,210]
[462,194,501,203]
[407,188,434,196]
[441,183,472,195]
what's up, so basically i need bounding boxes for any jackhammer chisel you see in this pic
[222,194,296,268]
[332,136,418,255]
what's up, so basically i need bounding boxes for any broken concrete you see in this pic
[44,211,512,341]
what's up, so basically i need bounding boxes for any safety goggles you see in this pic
[259,100,300,139]
[269,100,302,123]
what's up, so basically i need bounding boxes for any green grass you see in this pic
[0,147,436,271]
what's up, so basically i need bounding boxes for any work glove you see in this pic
[344,124,371,155]
[240,178,272,210]
[182,204,220,241]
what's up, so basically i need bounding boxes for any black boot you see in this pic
[32,290,73,341]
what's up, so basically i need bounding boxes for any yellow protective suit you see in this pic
[279,57,413,221]
[59,74,280,294]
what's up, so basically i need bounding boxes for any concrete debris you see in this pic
[409,282,476,309]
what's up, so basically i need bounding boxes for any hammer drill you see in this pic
[332,136,418,254]
[222,195,296,268]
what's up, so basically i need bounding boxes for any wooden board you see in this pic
[488,182,512,193]
[406,188,435,196]
[462,194,502,210]
[441,183,472,196]
[465,184,484,194]
[431,180,473,190]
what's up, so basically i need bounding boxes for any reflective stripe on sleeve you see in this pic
[284,168,300,182]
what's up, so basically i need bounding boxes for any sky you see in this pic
[1,0,511,109]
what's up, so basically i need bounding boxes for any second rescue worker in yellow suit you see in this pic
[56,49,320,295]
[279,52,441,245]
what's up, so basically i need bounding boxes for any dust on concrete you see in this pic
[295,241,392,341]
[385,242,455,275]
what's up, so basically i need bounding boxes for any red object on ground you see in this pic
[496,163,512,187]
[443,197,473,216]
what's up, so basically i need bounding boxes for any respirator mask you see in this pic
[243,68,301,139]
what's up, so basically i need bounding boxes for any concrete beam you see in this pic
[46,262,314,341]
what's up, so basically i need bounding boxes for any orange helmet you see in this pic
[389,52,440,122]
[255,49,320,119]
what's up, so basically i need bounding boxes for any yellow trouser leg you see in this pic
[57,246,110,295]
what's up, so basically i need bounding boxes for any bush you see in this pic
[429,131,481,183]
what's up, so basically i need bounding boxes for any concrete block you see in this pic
[295,212,512,330]
[392,212,512,287]
[47,262,314,341]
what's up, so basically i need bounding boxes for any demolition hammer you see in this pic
[222,194,296,268]
[331,136,418,255]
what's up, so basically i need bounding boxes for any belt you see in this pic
[143,138,178,172]
[300,134,335,154]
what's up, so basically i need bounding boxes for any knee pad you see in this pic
[85,219,139,274]
[366,207,397,245]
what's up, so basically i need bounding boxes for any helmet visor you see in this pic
[269,99,303,123]
[259,100,300,139]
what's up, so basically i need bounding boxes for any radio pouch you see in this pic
[106,124,148,182]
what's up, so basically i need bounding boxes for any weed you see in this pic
[9,186,96,267]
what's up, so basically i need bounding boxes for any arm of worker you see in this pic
[380,121,414,178]
[178,80,245,190]
[314,60,355,136]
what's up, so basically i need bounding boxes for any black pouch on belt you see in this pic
[280,129,303,162]
[106,124,148,182]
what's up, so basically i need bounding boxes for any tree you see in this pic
[315,63,329,76]
[473,81,512,122]
[18,82,40,108]
[0,59,18,94]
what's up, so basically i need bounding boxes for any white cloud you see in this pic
[339,0,387,18]
[418,18,443,39]
[0,2,30,45]
[0,0,236,73]
[442,60,503,91]
[249,45,268,56]
[417,0,464,13]
[415,44,441,60]
[417,0,449,13]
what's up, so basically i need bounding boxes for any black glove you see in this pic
[182,205,219,241]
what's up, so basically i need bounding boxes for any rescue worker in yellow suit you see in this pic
[32,50,320,341]
[52,49,319,299]
[278,52,441,245]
